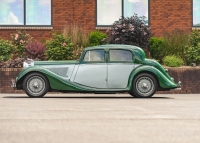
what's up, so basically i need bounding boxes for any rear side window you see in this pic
[109,50,132,62]
[84,50,105,62]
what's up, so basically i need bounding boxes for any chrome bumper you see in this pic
[170,81,181,91]
[11,79,16,90]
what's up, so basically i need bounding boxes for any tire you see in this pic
[132,73,157,98]
[128,91,137,97]
[23,73,49,98]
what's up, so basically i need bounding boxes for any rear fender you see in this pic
[127,65,177,90]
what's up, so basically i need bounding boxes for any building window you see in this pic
[96,0,149,26]
[193,0,200,27]
[0,0,52,26]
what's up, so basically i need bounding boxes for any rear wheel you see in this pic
[23,73,49,98]
[132,73,157,98]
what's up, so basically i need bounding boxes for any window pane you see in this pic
[193,0,200,26]
[84,50,105,62]
[26,0,51,25]
[110,50,132,61]
[97,0,122,25]
[124,0,149,23]
[0,0,24,25]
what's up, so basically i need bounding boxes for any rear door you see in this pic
[107,49,134,89]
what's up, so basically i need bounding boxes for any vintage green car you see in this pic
[11,44,181,98]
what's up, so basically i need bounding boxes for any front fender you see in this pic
[127,65,177,89]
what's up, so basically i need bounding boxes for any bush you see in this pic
[25,40,46,60]
[63,23,89,48]
[186,29,200,65]
[0,39,15,62]
[148,37,166,62]
[163,56,184,67]
[108,13,152,49]
[89,30,107,46]
[45,33,74,60]
[163,30,190,63]
[10,30,33,58]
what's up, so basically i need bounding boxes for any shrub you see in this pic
[163,56,184,67]
[186,29,200,65]
[63,24,89,59]
[148,37,166,62]
[163,30,190,63]
[25,40,46,60]
[108,13,152,49]
[45,33,74,60]
[0,39,15,62]
[63,23,89,48]
[10,30,33,58]
[89,30,107,46]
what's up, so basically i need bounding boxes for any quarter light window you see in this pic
[0,0,51,26]
[109,50,132,62]
[96,0,149,26]
[84,50,105,62]
[193,0,200,27]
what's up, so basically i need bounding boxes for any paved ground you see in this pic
[0,93,200,143]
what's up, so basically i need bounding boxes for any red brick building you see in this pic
[0,0,199,40]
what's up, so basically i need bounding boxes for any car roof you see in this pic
[85,44,141,51]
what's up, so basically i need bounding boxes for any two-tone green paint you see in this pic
[16,44,178,92]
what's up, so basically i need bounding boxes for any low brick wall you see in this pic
[0,67,199,94]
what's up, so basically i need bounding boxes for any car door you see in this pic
[73,49,107,89]
[107,49,134,89]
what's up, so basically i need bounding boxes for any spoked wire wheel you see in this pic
[132,73,157,98]
[23,73,49,97]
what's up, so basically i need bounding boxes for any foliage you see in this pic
[10,30,33,58]
[45,33,74,60]
[148,37,166,62]
[63,23,89,48]
[186,29,200,65]
[25,40,46,60]
[163,56,184,67]
[0,39,15,62]
[89,30,107,46]
[163,30,190,63]
[108,13,152,49]
[63,24,89,59]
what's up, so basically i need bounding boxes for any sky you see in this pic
[0,0,51,25]
[193,0,200,26]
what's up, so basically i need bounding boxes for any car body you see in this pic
[12,44,181,98]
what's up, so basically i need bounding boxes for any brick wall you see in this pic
[150,0,192,36]
[0,0,193,40]
[0,67,199,94]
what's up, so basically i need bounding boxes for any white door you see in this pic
[73,49,107,89]
[107,49,134,89]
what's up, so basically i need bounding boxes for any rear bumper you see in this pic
[170,81,181,91]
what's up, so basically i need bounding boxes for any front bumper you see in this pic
[11,79,16,90]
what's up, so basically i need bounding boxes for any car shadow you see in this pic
[3,95,174,99]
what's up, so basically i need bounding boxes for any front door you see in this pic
[74,49,107,89]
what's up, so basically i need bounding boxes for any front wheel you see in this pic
[23,73,49,98]
[132,73,157,98]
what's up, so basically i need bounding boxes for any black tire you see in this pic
[128,91,137,97]
[23,73,49,98]
[132,73,157,98]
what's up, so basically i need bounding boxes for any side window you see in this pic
[109,50,132,62]
[84,50,105,62]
